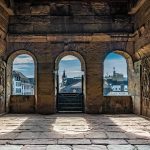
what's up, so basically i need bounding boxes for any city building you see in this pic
[104,68,128,96]
[12,71,34,95]
[60,70,82,93]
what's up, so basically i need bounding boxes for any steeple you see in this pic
[62,70,67,87]
[62,70,66,79]
[113,67,116,76]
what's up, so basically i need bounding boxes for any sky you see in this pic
[59,55,83,82]
[12,53,127,79]
[13,54,83,80]
[104,53,127,77]
[13,54,34,78]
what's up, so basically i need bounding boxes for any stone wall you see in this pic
[0,0,13,114]
[133,60,141,115]
[0,0,10,56]
[10,95,35,113]
[134,0,150,52]
[102,96,133,114]
[5,0,134,114]
[133,0,150,117]
[8,1,133,34]
[6,41,134,114]
[0,60,6,114]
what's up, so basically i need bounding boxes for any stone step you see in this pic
[58,103,83,106]
[57,93,84,111]
[58,106,83,112]
[58,100,83,103]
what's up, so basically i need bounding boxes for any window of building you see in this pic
[16,88,21,94]
[16,82,21,87]
[58,55,83,93]
[103,52,128,96]
[12,54,35,95]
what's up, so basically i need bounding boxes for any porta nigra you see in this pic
[0,0,150,149]
[0,0,150,116]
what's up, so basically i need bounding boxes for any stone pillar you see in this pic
[36,60,55,114]
[85,50,102,113]
[0,0,13,114]
[133,60,141,115]
[0,59,6,114]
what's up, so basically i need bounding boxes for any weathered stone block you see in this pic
[107,145,135,150]
[73,145,107,150]
[50,3,71,16]
[47,145,71,150]
[0,145,22,150]
[31,5,50,15]
[37,95,55,114]
[58,139,91,145]
[9,96,35,113]
[9,24,34,34]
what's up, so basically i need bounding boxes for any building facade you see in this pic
[104,68,128,96]
[60,70,82,93]
[12,71,34,95]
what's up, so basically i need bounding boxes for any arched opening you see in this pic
[55,52,86,112]
[103,51,133,96]
[6,50,37,113]
[12,54,35,95]
[59,55,83,94]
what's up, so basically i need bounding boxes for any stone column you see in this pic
[85,44,103,113]
[36,56,55,114]
[0,59,6,114]
[133,60,141,115]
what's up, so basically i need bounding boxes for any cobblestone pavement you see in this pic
[0,114,150,149]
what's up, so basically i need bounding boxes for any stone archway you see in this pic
[55,51,86,72]
[114,50,134,96]
[102,50,134,113]
[103,50,134,96]
[6,50,37,113]
[55,51,86,112]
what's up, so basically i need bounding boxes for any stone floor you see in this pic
[0,114,150,150]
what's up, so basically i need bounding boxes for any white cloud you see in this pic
[61,55,78,61]
[26,75,34,78]
[13,55,34,64]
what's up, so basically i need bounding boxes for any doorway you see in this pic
[56,54,85,112]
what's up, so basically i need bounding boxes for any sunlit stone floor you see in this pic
[0,114,150,150]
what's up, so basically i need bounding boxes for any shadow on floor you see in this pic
[0,113,150,147]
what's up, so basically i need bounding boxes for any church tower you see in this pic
[113,67,116,77]
[62,70,67,86]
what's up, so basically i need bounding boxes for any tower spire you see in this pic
[62,70,66,78]
[113,67,116,76]
[62,70,67,87]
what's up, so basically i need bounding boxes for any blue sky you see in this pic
[104,53,127,77]
[13,53,127,79]
[13,54,34,78]
[59,55,82,81]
